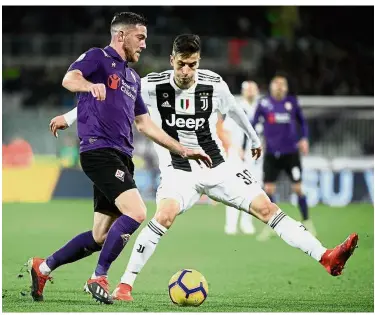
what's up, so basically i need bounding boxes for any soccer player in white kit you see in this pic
[218,81,261,235]
[57,34,358,302]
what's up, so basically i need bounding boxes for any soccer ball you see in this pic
[168,269,208,306]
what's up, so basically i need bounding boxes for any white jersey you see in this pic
[141,69,236,173]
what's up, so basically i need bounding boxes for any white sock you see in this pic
[268,209,327,261]
[240,211,254,227]
[39,261,51,276]
[90,272,105,279]
[225,205,240,232]
[121,218,167,287]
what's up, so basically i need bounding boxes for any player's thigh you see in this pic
[156,167,201,215]
[283,152,302,183]
[263,153,281,183]
[205,162,266,212]
[80,148,139,215]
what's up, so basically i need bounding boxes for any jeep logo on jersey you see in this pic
[165,114,205,130]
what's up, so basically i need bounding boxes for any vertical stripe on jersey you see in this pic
[156,83,192,172]
[194,84,225,167]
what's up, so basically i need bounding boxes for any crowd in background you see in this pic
[3,6,373,110]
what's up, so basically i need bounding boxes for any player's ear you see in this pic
[118,30,125,43]
[170,55,174,67]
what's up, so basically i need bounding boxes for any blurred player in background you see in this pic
[28,13,210,305]
[218,81,261,235]
[253,75,316,241]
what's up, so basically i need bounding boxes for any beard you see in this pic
[123,43,136,62]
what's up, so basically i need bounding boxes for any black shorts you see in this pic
[263,152,302,183]
[80,148,137,215]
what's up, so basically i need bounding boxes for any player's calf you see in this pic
[249,193,331,264]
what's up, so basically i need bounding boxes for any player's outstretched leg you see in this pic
[293,182,317,236]
[257,188,276,241]
[86,190,146,304]
[250,193,358,276]
[28,230,102,301]
[112,199,177,301]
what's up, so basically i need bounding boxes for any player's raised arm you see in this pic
[134,113,212,167]
[62,50,106,101]
[218,80,262,159]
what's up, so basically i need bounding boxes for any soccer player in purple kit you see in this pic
[27,12,211,305]
[253,75,316,241]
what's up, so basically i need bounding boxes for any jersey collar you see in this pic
[104,46,128,66]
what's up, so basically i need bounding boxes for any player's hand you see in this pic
[181,148,213,168]
[89,83,106,101]
[298,139,309,155]
[251,147,262,160]
[49,115,69,138]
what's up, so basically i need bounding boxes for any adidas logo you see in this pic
[161,100,171,107]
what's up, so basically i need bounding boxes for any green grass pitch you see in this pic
[2,200,374,312]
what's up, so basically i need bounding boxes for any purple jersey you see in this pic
[252,95,308,155]
[68,46,148,157]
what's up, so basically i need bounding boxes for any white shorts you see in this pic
[226,147,263,185]
[156,161,265,214]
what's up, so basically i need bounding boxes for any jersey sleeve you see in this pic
[252,99,264,125]
[217,80,236,115]
[140,77,158,108]
[67,48,100,78]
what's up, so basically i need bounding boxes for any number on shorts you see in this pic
[236,169,255,185]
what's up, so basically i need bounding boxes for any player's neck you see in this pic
[109,43,127,61]
[174,78,195,90]
[245,97,255,104]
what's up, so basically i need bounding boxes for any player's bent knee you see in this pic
[155,199,180,229]
[250,194,278,223]
[92,230,107,246]
[115,189,147,223]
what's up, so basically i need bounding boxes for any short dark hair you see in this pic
[111,12,147,31]
[172,34,201,58]
[272,72,288,82]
